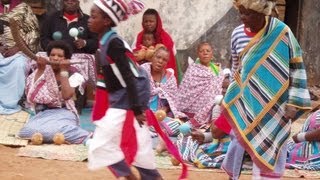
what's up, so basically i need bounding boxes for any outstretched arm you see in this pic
[293,128,320,143]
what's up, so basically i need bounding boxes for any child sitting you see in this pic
[133,32,157,64]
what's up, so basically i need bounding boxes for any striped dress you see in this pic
[230,24,252,77]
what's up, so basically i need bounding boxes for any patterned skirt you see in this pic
[19,108,90,144]
[176,134,230,168]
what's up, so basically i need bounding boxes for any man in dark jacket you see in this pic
[40,0,98,54]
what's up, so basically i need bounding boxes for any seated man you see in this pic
[40,0,98,54]
[0,0,40,114]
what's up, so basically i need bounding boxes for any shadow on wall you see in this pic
[177,8,241,74]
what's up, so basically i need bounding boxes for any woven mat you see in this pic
[0,111,29,146]
[17,144,88,162]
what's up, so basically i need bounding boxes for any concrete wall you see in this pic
[80,0,233,49]
[80,0,237,73]
[79,0,320,86]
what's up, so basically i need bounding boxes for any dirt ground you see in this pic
[0,145,241,180]
[0,145,310,180]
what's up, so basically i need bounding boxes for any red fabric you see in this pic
[146,109,188,180]
[63,12,78,21]
[135,12,178,79]
[244,26,257,37]
[91,74,109,121]
[214,114,231,134]
[0,0,21,13]
[120,110,137,165]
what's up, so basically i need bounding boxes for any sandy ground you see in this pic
[0,144,309,180]
[0,145,245,180]
[0,118,311,180]
[1,113,317,180]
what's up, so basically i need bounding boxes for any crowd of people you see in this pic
[0,0,318,179]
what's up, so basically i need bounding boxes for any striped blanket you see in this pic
[222,17,311,171]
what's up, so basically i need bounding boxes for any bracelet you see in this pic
[296,132,306,142]
[60,71,69,77]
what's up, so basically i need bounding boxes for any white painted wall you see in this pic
[80,0,233,50]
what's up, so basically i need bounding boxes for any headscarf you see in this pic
[233,0,276,15]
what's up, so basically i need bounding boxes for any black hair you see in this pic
[143,31,155,38]
[46,40,73,59]
[143,8,159,16]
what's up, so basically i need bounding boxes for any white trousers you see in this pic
[88,108,156,170]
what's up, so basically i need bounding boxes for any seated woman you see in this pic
[176,42,225,128]
[175,77,231,168]
[286,107,320,170]
[141,45,183,137]
[18,41,91,145]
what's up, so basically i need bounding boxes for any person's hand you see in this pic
[133,49,146,61]
[135,112,146,127]
[2,46,19,58]
[59,59,71,71]
[284,105,298,121]
[191,129,205,144]
[74,39,86,49]
[292,133,299,143]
